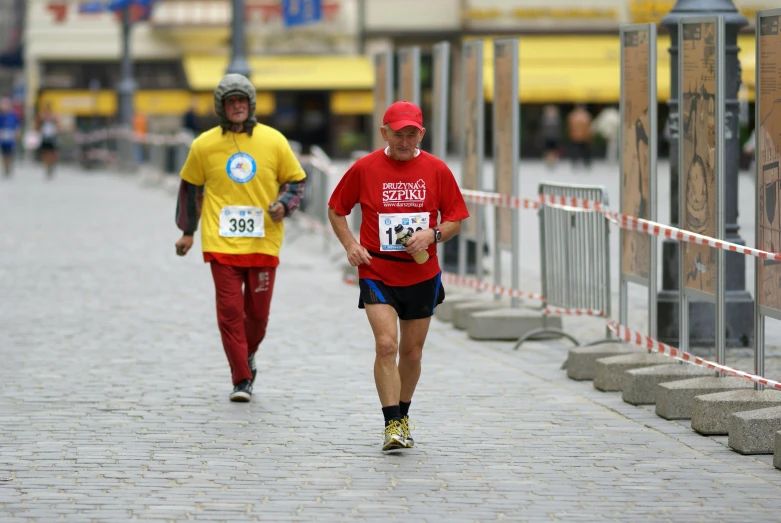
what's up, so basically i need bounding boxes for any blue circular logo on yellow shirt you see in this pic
[226,152,256,183]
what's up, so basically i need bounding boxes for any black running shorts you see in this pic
[358,273,445,320]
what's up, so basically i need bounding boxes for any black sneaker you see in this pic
[229,379,253,402]
[248,352,257,384]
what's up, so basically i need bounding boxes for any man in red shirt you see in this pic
[328,101,469,451]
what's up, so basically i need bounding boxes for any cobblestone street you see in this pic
[2,164,781,522]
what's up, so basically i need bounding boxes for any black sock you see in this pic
[399,401,411,419]
[382,405,401,426]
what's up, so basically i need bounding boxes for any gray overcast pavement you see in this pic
[2,162,781,522]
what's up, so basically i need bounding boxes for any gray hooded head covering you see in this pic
[214,73,258,135]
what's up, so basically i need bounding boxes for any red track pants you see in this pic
[210,262,277,385]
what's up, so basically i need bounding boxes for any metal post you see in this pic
[458,41,484,280]
[357,0,366,55]
[618,24,658,339]
[649,29,659,341]
[493,39,520,307]
[752,8,781,390]
[658,0,753,347]
[226,0,251,77]
[117,4,136,170]
[398,47,421,107]
[432,42,451,264]
[716,16,727,368]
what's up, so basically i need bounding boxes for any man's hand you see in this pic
[346,243,372,267]
[268,201,285,223]
[404,228,435,256]
[175,235,194,256]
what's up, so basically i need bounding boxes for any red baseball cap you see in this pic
[383,101,423,131]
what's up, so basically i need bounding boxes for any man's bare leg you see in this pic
[364,303,400,406]
[365,303,407,450]
[398,317,430,403]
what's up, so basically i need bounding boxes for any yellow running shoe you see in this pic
[382,420,406,451]
[400,417,415,448]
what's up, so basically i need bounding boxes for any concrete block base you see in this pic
[691,389,781,435]
[593,353,672,392]
[566,345,639,381]
[728,406,781,455]
[466,308,559,341]
[434,293,481,323]
[655,377,753,420]
[621,363,714,406]
[452,299,510,330]
[774,432,781,469]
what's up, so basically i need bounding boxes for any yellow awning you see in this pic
[482,34,756,103]
[135,90,193,115]
[183,55,374,92]
[37,89,276,117]
[330,90,373,115]
[38,90,117,116]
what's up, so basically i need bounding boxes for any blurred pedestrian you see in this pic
[592,105,620,164]
[173,74,307,402]
[36,102,59,179]
[182,99,198,138]
[0,96,21,177]
[742,128,756,171]
[539,105,562,169]
[133,111,147,164]
[567,104,593,170]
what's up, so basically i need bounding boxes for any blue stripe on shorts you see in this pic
[365,279,387,304]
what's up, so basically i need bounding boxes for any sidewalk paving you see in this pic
[2,163,781,522]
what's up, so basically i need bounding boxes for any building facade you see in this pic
[24,0,773,157]
[0,0,24,100]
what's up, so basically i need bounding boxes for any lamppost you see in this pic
[226,0,251,77]
[117,3,136,130]
[657,0,753,346]
[357,0,365,54]
[117,2,137,171]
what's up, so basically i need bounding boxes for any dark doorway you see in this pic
[272,91,329,154]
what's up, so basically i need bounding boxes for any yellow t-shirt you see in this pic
[180,124,306,257]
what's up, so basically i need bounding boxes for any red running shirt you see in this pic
[329,149,469,286]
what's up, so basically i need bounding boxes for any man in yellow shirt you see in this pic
[174,74,306,402]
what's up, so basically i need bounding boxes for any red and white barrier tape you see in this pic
[73,128,192,147]
[340,267,544,301]
[463,188,781,262]
[540,193,606,212]
[604,211,781,262]
[607,320,781,390]
[460,190,540,210]
[545,307,607,317]
[324,186,781,390]
[440,273,545,300]
[460,190,606,213]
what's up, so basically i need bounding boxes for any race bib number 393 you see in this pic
[378,212,429,251]
[219,206,265,238]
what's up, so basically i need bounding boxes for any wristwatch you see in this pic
[432,227,442,244]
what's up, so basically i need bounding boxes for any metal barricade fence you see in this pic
[295,148,337,253]
[70,127,192,174]
[514,182,613,348]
